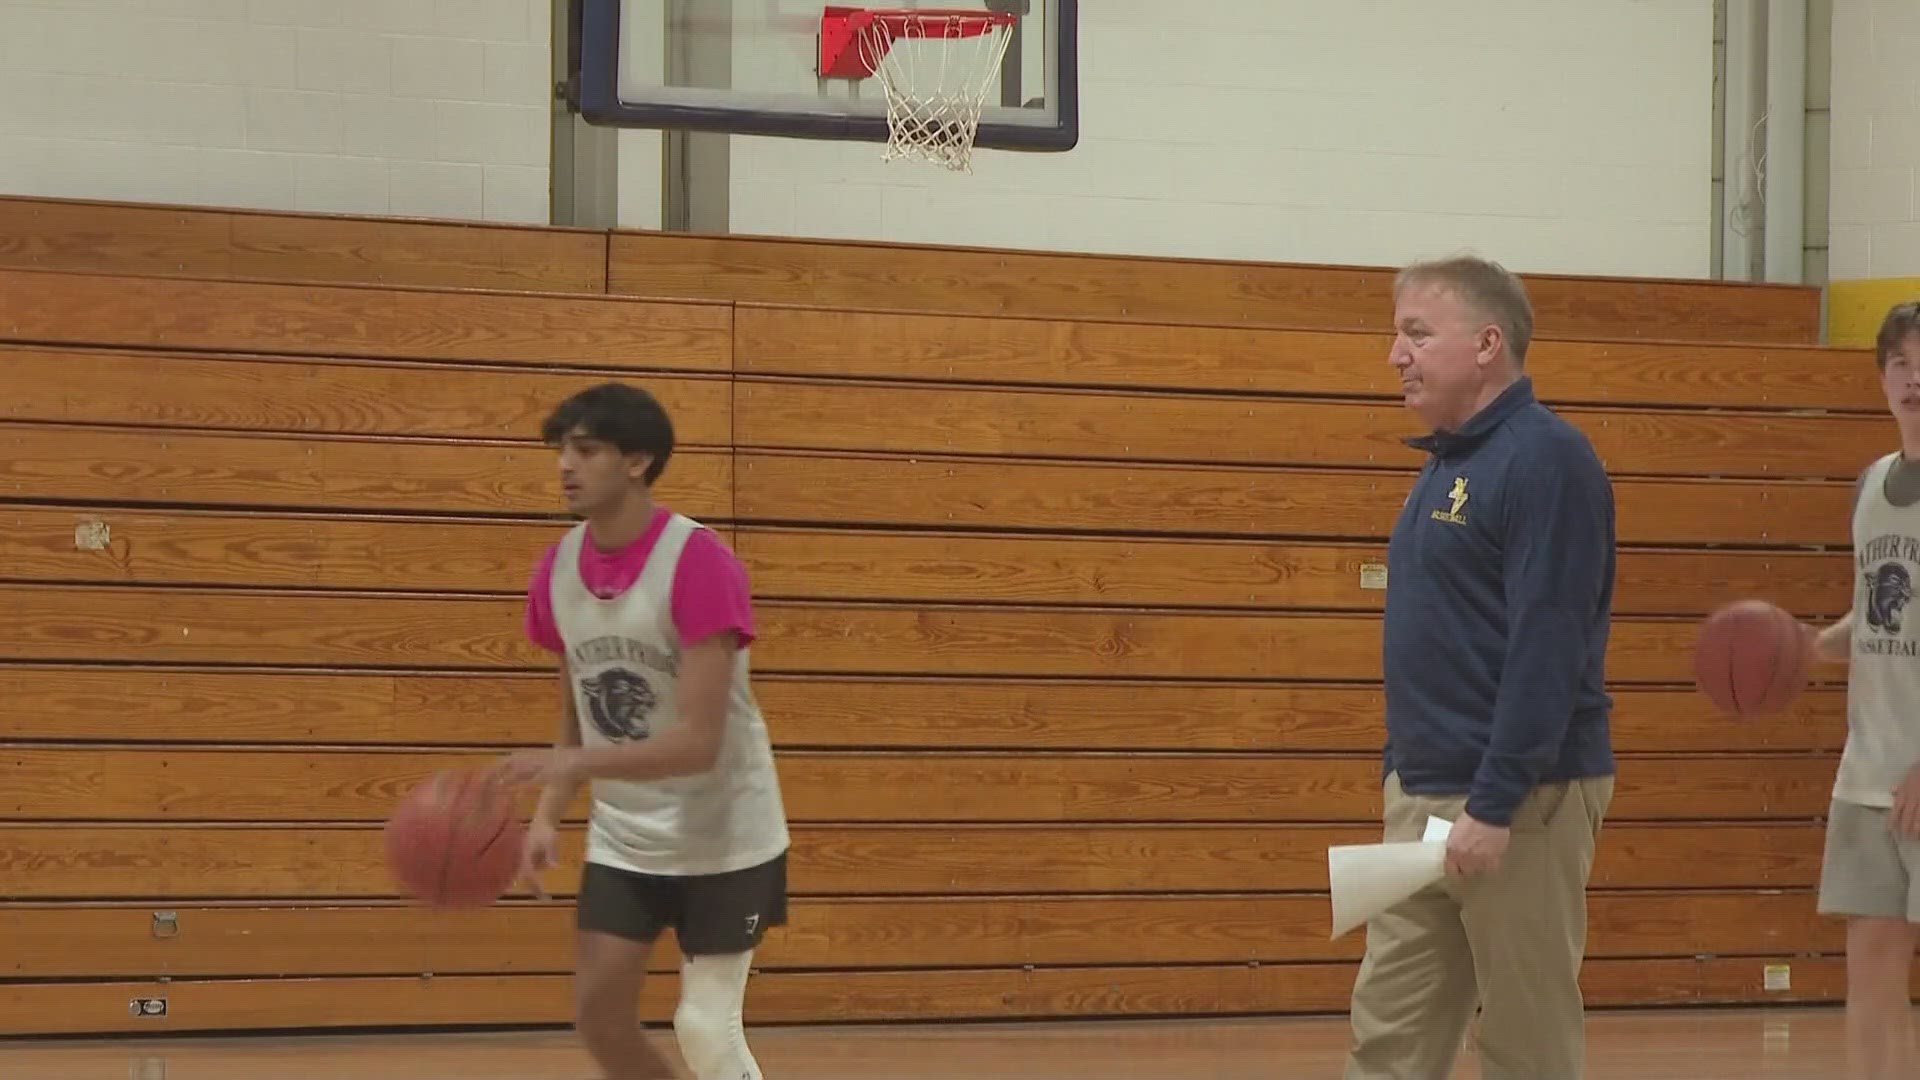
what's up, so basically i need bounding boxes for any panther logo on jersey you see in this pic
[1865,561,1914,635]
[579,668,657,742]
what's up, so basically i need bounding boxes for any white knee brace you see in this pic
[673,951,762,1080]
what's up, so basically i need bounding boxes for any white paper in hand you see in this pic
[1327,815,1455,939]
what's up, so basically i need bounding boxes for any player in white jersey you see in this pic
[1806,301,1920,1080]
[499,382,790,1080]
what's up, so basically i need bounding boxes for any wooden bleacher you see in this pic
[0,195,1886,1037]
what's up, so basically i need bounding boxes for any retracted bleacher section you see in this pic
[0,196,1888,1036]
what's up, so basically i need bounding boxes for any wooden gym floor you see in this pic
[0,1007,1883,1079]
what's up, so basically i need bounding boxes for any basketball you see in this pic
[383,768,528,908]
[1693,599,1811,718]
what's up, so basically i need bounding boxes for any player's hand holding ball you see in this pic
[516,816,560,899]
[495,747,583,786]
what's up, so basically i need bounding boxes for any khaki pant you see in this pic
[1344,770,1614,1080]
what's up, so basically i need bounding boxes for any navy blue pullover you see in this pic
[1382,376,1617,827]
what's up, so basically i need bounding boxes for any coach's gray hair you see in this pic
[1395,255,1535,367]
[1877,301,1920,371]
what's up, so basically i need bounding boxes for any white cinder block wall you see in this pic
[726,1,1719,278]
[0,0,1722,281]
[1828,0,1920,279]
[0,0,552,224]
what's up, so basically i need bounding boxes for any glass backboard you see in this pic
[569,0,1078,152]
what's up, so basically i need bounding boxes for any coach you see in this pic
[1342,255,1619,1080]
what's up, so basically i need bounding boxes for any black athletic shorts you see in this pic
[576,851,788,956]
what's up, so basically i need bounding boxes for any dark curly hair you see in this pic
[540,382,675,484]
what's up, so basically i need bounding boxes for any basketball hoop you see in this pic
[818,6,1017,172]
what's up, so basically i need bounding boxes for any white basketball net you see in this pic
[856,12,1015,172]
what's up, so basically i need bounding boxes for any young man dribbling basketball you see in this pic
[1805,301,1920,1080]
[498,382,789,1080]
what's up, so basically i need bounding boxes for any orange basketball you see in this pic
[383,769,527,908]
[1693,599,1810,718]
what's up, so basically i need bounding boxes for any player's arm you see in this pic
[1464,441,1615,828]
[1807,464,1871,665]
[1809,609,1855,663]
[515,546,597,810]
[531,657,586,828]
